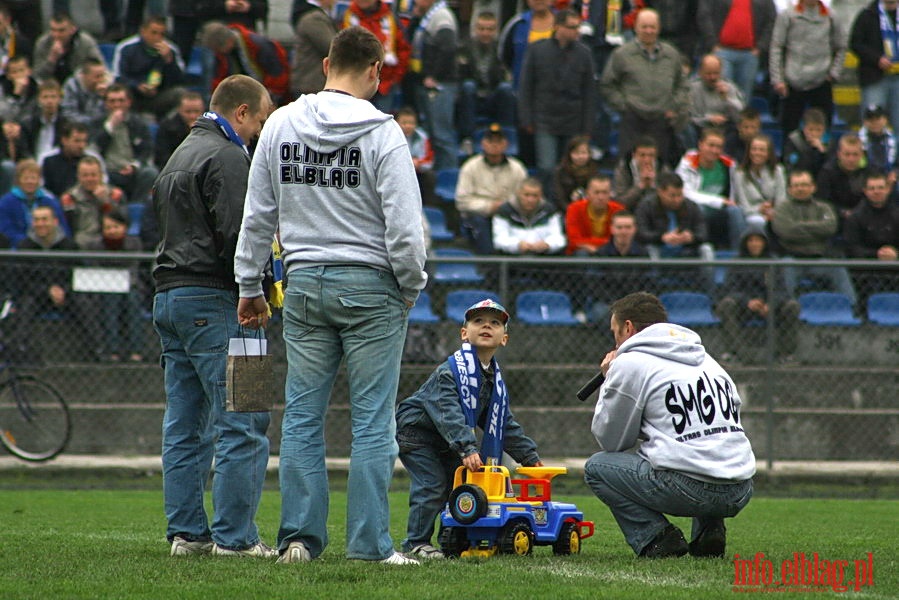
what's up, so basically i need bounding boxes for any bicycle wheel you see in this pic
[0,376,71,461]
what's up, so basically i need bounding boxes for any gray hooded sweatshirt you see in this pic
[235,91,428,302]
[592,322,756,483]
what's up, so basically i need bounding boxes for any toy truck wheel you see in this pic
[552,522,580,555]
[448,484,488,525]
[499,521,533,556]
[437,526,468,558]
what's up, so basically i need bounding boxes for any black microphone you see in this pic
[576,371,605,402]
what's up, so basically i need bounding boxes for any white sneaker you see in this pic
[211,541,277,558]
[378,551,420,565]
[277,541,312,564]
[409,543,444,559]
[170,536,213,557]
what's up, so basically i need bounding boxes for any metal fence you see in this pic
[1,250,897,464]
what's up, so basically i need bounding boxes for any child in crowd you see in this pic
[396,106,436,206]
[857,104,897,176]
[395,299,542,559]
[783,107,830,177]
[553,135,600,210]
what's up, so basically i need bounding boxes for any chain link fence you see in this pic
[1,250,897,463]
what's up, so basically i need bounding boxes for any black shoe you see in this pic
[689,520,726,558]
[639,524,688,559]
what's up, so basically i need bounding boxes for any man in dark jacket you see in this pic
[850,0,899,133]
[154,91,205,168]
[152,74,274,559]
[634,172,710,258]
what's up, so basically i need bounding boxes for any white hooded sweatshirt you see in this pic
[235,91,427,303]
[592,322,756,483]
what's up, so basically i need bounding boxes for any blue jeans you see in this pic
[534,131,570,189]
[278,266,408,560]
[584,452,753,555]
[702,204,748,251]
[153,286,271,550]
[416,83,459,171]
[861,74,899,139]
[715,47,758,102]
[782,263,858,307]
[396,426,460,550]
[457,80,517,140]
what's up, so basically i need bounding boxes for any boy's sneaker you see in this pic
[409,543,444,559]
[378,551,420,565]
[277,541,312,564]
[170,536,213,557]
[211,541,277,558]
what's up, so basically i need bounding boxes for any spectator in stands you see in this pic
[396,106,436,207]
[457,12,515,154]
[499,0,556,90]
[0,55,36,118]
[23,79,64,161]
[601,8,689,165]
[815,133,868,223]
[843,171,899,304]
[697,0,777,102]
[850,0,899,136]
[857,104,899,176]
[519,9,595,190]
[112,16,185,119]
[724,106,761,163]
[783,106,830,177]
[125,0,167,35]
[688,53,744,144]
[61,155,126,249]
[769,0,845,136]
[41,121,105,199]
[90,84,158,207]
[154,91,204,169]
[32,12,104,86]
[586,210,651,323]
[492,177,565,255]
[290,0,337,97]
[565,174,626,255]
[716,227,800,363]
[340,0,410,113]
[1,0,40,46]
[554,135,601,210]
[640,0,699,60]
[635,171,711,259]
[61,57,111,126]
[198,0,268,30]
[0,113,29,194]
[771,169,857,306]
[675,127,746,250]
[408,0,459,171]
[201,21,290,106]
[84,208,145,362]
[456,124,528,254]
[613,135,671,211]
[15,205,78,319]
[597,210,649,258]
[732,134,785,230]
[0,158,67,248]
[0,3,31,68]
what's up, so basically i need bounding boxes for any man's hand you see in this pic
[747,298,768,316]
[879,56,893,71]
[773,82,788,97]
[877,245,898,260]
[238,296,269,329]
[226,0,251,13]
[462,452,482,472]
[154,41,173,63]
[600,348,617,376]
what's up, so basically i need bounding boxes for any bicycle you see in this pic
[0,298,71,461]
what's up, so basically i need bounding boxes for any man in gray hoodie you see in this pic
[234,26,428,565]
[584,292,755,558]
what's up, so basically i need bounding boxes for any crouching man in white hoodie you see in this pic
[584,292,755,559]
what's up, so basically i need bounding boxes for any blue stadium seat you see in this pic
[99,43,115,69]
[424,206,454,242]
[750,96,777,126]
[435,168,459,204]
[408,290,440,324]
[433,248,484,284]
[713,249,737,287]
[798,292,861,326]
[867,293,899,326]
[763,127,783,155]
[127,202,145,237]
[445,289,502,323]
[660,291,721,326]
[515,291,579,325]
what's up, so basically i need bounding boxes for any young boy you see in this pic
[395,299,542,559]
[857,104,897,175]
[395,106,436,206]
[783,107,830,177]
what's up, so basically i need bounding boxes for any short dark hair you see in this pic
[105,82,131,100]
[610,292,668,332]
[80,57,106,73]
[864,170,889,186]
[38,78,62,94]
[50,12,74,24]
[395,106,417,120]
[209,74,268,115]
[328,26,384,74]
[656,172,683,190]
[141,15,167,30]
[611,210,635,223]
[737,107,760,122]
[586,173,611,188]
[699,127,726,143]
[633,136,657,150]
[62,121,90,138]
[802,107,827,127]
[554,8,578,25]
[788,169,813,184]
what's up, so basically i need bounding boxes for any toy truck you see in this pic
[438,465,594,558]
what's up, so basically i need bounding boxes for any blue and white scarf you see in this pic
[202,111,247,155]
[858,125,897,170]
[447,342,508,463]
[879,2,899,62]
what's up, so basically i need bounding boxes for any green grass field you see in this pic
[0,487,895,599]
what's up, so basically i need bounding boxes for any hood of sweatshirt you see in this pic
[617,322,706,368]
[285,92,393,153]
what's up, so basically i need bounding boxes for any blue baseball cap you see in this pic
[464,299,510,324]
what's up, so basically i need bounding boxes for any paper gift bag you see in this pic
[226,335,274,412]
